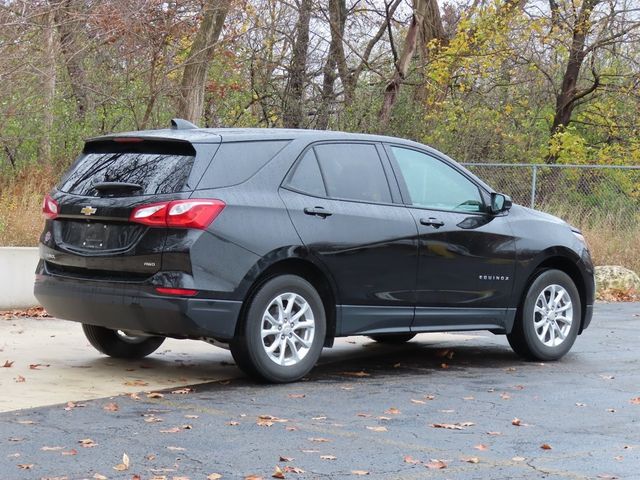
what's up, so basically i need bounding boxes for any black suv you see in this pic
[35,120,595,383]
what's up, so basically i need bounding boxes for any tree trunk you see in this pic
[54,0,90,119]
[283,0,313,128]
[176,0,229,125]
[40,6,57,164]
[317,0,346,129]
[379,0,427,129]
[547,0,601,163]
[413,0,446,102]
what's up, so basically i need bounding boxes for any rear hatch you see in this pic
[41,136,219,281]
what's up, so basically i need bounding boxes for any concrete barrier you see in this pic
[0,247,39,309]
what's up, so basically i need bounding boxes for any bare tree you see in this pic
[282,0,313,128]
[40,3,57,164]
[379,0,445,128]
[177,0,230,124]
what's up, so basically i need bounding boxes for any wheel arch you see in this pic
[523,254,589,334]
[237,256,338,347]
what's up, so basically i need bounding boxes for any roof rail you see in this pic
[170,118,199,130]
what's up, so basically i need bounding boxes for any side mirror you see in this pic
[490,193,512,214]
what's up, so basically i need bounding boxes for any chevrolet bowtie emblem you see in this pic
[80,206,97,216]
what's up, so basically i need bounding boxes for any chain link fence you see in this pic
[462,163,640,273]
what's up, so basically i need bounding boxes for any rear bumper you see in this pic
[34,272,242,341]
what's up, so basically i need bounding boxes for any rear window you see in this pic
[58,152,195,196]
[197,140,289,189]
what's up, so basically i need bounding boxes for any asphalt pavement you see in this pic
[1,303,638,480]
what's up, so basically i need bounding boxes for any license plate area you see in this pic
[55,220,145,254]
[83,223,107,250]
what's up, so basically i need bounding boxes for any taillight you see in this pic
[42,194,59,220]
[130,199,225,229]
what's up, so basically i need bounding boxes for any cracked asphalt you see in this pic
[1,302,639,480]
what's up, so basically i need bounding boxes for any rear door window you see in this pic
[313,143,392,203]
[198,140,289,189]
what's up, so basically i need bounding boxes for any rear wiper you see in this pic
[92,182,143,193]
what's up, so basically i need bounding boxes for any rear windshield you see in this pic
[58,152,195,196]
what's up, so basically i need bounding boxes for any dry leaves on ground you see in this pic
[113,453,130,471]
[103,403,119,412]
[540,444,553,450]
[431,422,475,430]
[425,460,447,470]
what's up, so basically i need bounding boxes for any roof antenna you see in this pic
[171,118,199,130]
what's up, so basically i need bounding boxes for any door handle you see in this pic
[420,217,444,228]
[304,206,333,218]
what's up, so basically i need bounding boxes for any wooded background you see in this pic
[0,0,639,269]
[1,0,639,169]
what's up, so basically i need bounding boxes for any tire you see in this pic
[368,333,416,344]
[507,269,581,361]
[82,324,165,359]
[230,274,326,383]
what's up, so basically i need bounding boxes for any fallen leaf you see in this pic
[377,416,391,421]
[113,453,130,471]
[410,399,426,405]
[540,444,552,450]
[339,371,370,377]
[576,402,587,407]
[614,456,623,461]
[288,394,306,399]
[607,408,617,413]
[425,459,447,469]
[512,456,526,462]
[366,426,387,432]
[62,449,78,456]
[403,455,420,464]
[320,455,337,460]
[474,444,489,451]
[440,363,449,369]
[630,397,640,405]
[385,407,400,415]
[185,415,199,419]
[283,466,304,473]
[597,475,619,479]
[207,475,223,480]
[171,388,194,394]
[41,446,64,451]
[147,392,164,399]
[227,421,240,426]
[461,456,480,464]
[272,465,285,479]
[167,446,186,451]
[17,464,34,470]
[93,474,108,480]
[129,393,141,401]
[424,395,435,400]
[279,456,293,462]
[393,362,401,368]
[351,470,369,475]
[308,437,330,443]
[17,420,36,425]
[29,363,49,370]
[356,413,371,418]
[103,402,119,412]
[245,476,263,480]
[14,375,26,383]
[2,360,14,367]
[124,379,148,387]
[285,426,298,431]
[486,431,502,436]
[463,396,475,401]
[511,418,526,426]
[500,393,511,400]
[312,416,327,420]
[431,422,474,430]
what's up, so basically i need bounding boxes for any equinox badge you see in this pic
[80,206,97,216]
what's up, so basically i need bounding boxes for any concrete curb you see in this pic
[0,247,39,309]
